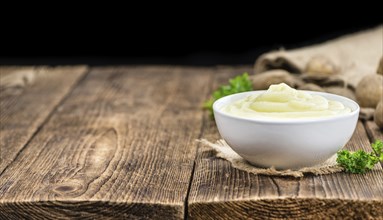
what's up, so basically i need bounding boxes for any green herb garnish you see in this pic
[337,140,383,174]
[203,72,253,115]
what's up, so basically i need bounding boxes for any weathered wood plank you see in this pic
[0,66,213,219]
[365,120,383,142]
[188,69,383,219]
[0,66,87,173]
[364,120,383,166]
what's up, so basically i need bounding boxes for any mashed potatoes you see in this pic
[222,83,351,119]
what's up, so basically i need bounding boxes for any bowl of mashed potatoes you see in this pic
[213,83,359,169]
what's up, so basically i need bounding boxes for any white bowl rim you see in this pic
[213,90,360,124]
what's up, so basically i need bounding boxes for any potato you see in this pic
[356,74,383,108]
[251,69,303,90]
[305,56,338,76]
[325,86,356,101]
[374,101,383,129]
[298,83,325,92]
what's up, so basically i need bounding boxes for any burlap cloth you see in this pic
[198,139,342,178]
[254,25,383,89]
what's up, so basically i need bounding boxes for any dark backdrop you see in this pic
[1,13,381,66]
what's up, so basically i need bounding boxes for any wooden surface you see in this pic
[0,66,382,219]
[0,66,87,173]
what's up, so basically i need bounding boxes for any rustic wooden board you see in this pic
[364,120,383,166]
[0,66,213,219]
[188,69,383,219]
[365,120,383,142]
[0,66,87,174]
[1,66,382,219]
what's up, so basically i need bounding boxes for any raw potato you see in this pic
[298,83,325,92]
[325,86,356,101]
[356,74,383,108]
[305,56,338,76]
[251,69,303,90]
[375,101,383,129]
[377,57,383,75]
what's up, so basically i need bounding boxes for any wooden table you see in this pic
[1,66,382,219]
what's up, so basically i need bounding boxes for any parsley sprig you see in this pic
[337,140,383,174]
[203,73,253,115]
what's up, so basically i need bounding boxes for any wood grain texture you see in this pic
[0,66,213,219]
[2,66,382,219]
[365,120,383,142]
[188,68,383,219]
[0,66,87,173]
[364,120,383,166]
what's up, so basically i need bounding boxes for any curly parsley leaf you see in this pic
[337,140,383,174]
[203,72,253,115]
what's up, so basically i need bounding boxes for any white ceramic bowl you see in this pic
[213,91,360,169]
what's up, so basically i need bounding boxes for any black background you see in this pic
[1,9,382,66]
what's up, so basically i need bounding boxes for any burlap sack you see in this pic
[254,26,383,89]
